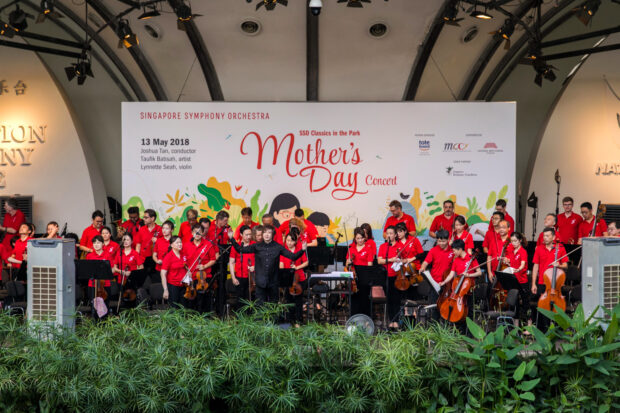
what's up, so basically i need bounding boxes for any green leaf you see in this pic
[550,377,560,386]
[466,317,485,340]
[520,392,535,401]
[555,354,579,365]
[487,362,501,369]
[582,342,620,356]
[603,313,618,346]
[599,405,610,413]
[458,352,482,361]
[513,361,526,382]
[585,356,600,366]
[517,378,540,392]
[486,191,497,210]
[497,185,508,201]
[525,359,536,376]
[592,363,610,376]
[438,393,448,406]
[467,392,480,408]
[197,184,228,211]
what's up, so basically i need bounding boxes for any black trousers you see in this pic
[352,282,371,317]
[255,284,279,306]
[167,283,186,309]
[387,277,406,322]
[517,282,530,321]
[235,277,250,309]
[533,283,550,332]
[285,279,307,323]
[215,251,229,315]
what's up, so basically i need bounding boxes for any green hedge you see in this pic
[0,303,619,412]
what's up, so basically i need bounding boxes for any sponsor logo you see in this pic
[478,142,503,155]
[445,165,478,177]
[446,166,454,175]
[443,143,469,152]
[418,140,430,151]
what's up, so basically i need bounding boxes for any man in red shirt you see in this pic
[230,225,256,303]
[537,214,561,246]
[234,207,259,242]
[135,209,162,279]
[488,199,514,232]
[178,209,198,244]
[482,211,504,253]
[578,202,608,243]
[487,220,511,282]
[383,200,416,238]
[420,229,454,298]
[277,208,319,245]
[429,200,457,239]
[1,198,26,250]
[119,206,142,240]
[183,224,217,312]
[531,227,568,330]
[557,197,582,244]
[79,210,104,255]
[7,223,33,271]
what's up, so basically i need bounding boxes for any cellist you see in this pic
[531,227,568,331]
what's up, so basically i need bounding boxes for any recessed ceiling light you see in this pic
[461,26,478,43]
[143,23,162,40]
[240,19,261,36]
[369,22,388,38]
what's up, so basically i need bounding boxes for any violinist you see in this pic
[577,202,608,244]
[85,235,112,299]
[178,209,198,244]
[135,209,161,280]
[360,223,377,255]
[487,220,511,283]
[531,228,568,330]
[44,221,61,239]
[182,224,217,312]
[160,236,188,308]
[101,227,119,258]
[394,222,423,273]
[119,206,142,240]
[199,218,211,239]
[420,230,454,302]
[557,197,582,244]
[153,220,174,274]
[505,232,529,325]
[7,223,33,270]
[452,216,473,255]
[377,226,402,329]
[230,225,256,306]
[233,207,258,242]
[346,227,376,316]
[280,232,309,326]
[536,214,561,246]
[480,211,504,254]
[112,234,144,285]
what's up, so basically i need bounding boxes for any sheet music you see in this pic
[422,270,441,293]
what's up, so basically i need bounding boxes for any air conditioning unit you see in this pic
[0,195,33,223]
[581,238,620,323]
[27,239,75,332]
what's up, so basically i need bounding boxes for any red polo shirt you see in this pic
[182,239,217,278]
[483,229,501,250]
[395,237,424,269]
[113,249,144,283]
[378,242,400,277]
[280,245,308,282]
[430,214,455,237]
[234,221,258,242]
[2,209,25,249]
[536,230,562,247]
[121,219,142,242]
[86,250,112,287]
[153,237,171,271]
[230,242,256,279]
[424,245,454,283]
[208,224,230,245]
[347,243,376,266]
[79,225,102,250]
[103,241,119,259]
[557,212,582,244]
[487,212,515,233]
[454,230,474,251]
[451,254,479,276]
[161,251,187,287]
[384,213,416,234]
[533,243,568,285]
[136,224,162,258]
[178,221,196,244]
[11,237,31,262]
[507,245,528,284]
[578,218,607,239]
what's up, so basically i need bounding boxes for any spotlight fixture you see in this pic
[470,6,492,20]
[490,18,515,50]
[255,0,288,11]
[574,0,601,26]
[9,5,34,32]
[532,58,557,87]
[0,20,15,38]
[65,54,94,85]
[117,19,138,48]
[175,2,202,31]
[138,5,161,20]
[442,0,463,26]
[337,0,371,7]
[37,0,63,23]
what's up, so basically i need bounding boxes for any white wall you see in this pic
[526,36,620,235]
[0,45,99,234]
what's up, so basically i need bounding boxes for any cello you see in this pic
[343,225,359,293]
[439,252,478,323]
[537,243,566,312]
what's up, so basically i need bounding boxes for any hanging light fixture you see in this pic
[175,1,202,31]
[65,53,94,85]
[138,5,161,20]
[37,0,63,23]
[470,5,493,20]
[9,5,34,32]
[117,19,138,48]
[0,19,15,38]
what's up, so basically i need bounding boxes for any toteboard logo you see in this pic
[418,140,430,151]
[443,143,469,152]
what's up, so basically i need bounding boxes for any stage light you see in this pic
[9,5,33,32]
[0,20,15,38]
[65,54,94,85]
[255,0,288,11]
[138,5,161,20]
[575,0,601,26]
[337,0,371,8]
[37,0,63,23]
[533,58,556,87]
[527,192,538,209]
[492,18,515,49]
[175,2,202,31]
[117,19,139,48]
[442,0,463,26]
[470,7,493,20]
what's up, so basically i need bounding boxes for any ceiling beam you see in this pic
[86,0,168,101]
[0,39,82,58]
[167,0,223,101]
[306,6,319,101]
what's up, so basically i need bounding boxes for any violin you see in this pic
[344,251,359,294]
[394,247,411,291]
[439,252,478,323]
[248,258,256,295]
[94,279,108,301]
[289,261,303,296]
[182,265,197,301]
[490,238,510,311]
[121,265,137,302]
[537,243,566,312]
[195,269,208,292]
[436,253,456,308]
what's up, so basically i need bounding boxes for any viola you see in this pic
[344,252,359,294]
[537,243,566,312]
[289,263,303,296]
[439,252,477,323]
[94,280,108,301]
[490,238,510,311]
[248,258,256,294]
[182,265,197,301]
[195,270,208,292]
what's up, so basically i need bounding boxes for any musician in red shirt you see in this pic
[452,216,473,254]
[101,227,119,259]
[394,222,424,271]
[230,225,256,303]
[420,229,454,286]
[346,227,376,316]
[536,214,561,246]
[153,221,174,272]
[383,200,416,238]
[44,221,61,239]
[429,200,458,239]
[79,210,104,255]
[86,235,112,290]
[113,234,144,284]
[481,211,504,253]
[183,224,217,312]
[233,207,258,242]
[486,199,514,233]
[277,208,319,245]
[160,236,188,308]
[119,206,142,242]
[360,223,377,255]
[284,217,318,248]
[378,225,402,328]
[608,220,619,237]
[578,202,608,243]
[178,209,198,244]
[1,198,25,250]
[505,232,529,325]
[209,210,231,315]
[557,197,582,244]
[280,232,309,325]
[7,223,33,270]
[531,227,568,330]
[487,220,511,283]
[135,209,161,282]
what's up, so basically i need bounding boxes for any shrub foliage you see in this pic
[0,303,618,412]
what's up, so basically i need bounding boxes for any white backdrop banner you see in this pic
[122,102,515,245]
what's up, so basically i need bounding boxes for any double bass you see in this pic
[439,252,478,323]
[537,243,566,312]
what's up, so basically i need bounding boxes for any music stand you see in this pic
[307,247,332,266]
[75,260,114,282]
[494,271,521,292]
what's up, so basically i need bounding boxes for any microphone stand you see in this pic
[554,170,561,217]
[332,232,342,271]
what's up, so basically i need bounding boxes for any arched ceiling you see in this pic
[2,0,620,203]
